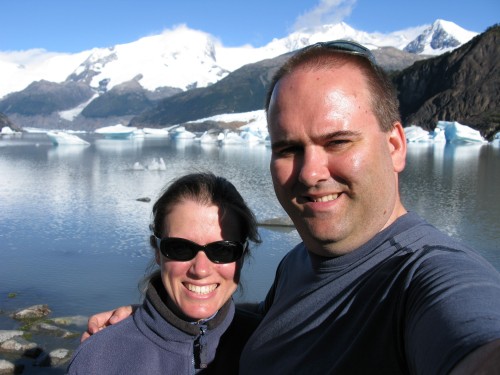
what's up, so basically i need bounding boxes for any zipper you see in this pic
[193,324,208,370]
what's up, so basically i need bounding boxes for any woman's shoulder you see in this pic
[67,316,143,373]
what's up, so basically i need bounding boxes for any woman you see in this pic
[67,172,261,374]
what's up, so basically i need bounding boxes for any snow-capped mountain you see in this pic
[0,20,478,100]
[404,19,478,54]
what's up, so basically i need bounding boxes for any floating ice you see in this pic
[172,126,196,139]
[405,122,485,144]
[147,157,167,171]
[439,121,486,144]
[46,131,90,145]
[95,124,137,139]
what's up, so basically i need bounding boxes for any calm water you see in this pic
[1,133,499,327]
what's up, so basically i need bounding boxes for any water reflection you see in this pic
[0,134,498,323]
[401,143,499,268]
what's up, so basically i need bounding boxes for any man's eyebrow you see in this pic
[317,130,361,140]
[270,139,300,151]
[270,130,362,150]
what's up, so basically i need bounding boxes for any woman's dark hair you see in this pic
[150,172,260,246]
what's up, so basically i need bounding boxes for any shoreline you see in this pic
[0,305,85,375]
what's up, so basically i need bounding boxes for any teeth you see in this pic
[186,284,217,295]
[313,194,339,202]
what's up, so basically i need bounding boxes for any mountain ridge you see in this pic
[1,19,494,135]
[0,19,476,100]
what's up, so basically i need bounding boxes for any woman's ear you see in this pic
[151,235,161,265]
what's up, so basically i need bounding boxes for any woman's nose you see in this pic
[188,251,213,277]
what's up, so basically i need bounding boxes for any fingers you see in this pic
[80,330,91,343]
[80,305,136,342]
[109,305,134,324]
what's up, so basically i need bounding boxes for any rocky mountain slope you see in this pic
[0,20,478,130]
[0,20,494,134]
[395,25,499,139]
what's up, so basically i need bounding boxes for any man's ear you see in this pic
[388,122,406,173]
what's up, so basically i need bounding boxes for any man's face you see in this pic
[268,64,406,256]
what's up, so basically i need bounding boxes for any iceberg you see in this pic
[172,126,196,139]
[404,125,446,143]
[404,125,431,142]
[220,131,245,145]
[405,122,486,144]
[241,130,265,144]
[197,130,222,144]
[147,157,167,171]
[440,121,486,144]
[1,126,17,135]
[143,128,169,137]
[46,131,90,145]
[95,124,137,139]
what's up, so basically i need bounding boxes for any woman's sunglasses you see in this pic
[154,236,247,264]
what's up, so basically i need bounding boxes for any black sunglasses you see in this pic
[301,39,376,65]
[154,236,247,264]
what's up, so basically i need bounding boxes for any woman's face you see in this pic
[156,199,242,320]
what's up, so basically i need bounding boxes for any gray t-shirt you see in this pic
[240,212,500,374]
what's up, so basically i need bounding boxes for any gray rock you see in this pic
[35,348,72,367]
[0,359,16,375]
[31,322,75,338]
[0,337,41,358]
[50,315,88,326]
[12,305,51,320]
[0,330,24,344]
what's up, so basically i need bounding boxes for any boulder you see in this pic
[0,331,24,344]
[0,337,42,358]
[0,359,22,375]
[12,305,51,320]
[31,322,76,338]
[35,348,72,367]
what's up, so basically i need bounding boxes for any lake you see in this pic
[1,133,499,329]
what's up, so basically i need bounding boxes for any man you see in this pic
[86,41,500,373]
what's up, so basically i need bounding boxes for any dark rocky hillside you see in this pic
[130,53,293,127]
[394,25,499,140]
[0,80,94,116]
[130,48,428,127]
[0,112,20,131]
[0,26,497,137]
[81,77,181,118]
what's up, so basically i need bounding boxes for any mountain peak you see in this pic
[0,19,480,100]
[404,20,477,54]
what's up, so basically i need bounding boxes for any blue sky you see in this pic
[1,0,498,52]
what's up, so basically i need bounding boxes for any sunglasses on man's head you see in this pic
[301,39,376,65]
[154,236,247,264]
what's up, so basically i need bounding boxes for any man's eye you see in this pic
[327,139,350,147]
[273,146,301,156]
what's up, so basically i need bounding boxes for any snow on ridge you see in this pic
[435,19,478,43]
[191,109,265,124]
[0,20,479,99]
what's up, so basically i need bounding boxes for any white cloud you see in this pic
[293,0,357,30]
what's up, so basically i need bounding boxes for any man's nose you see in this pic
[298,147,330,187]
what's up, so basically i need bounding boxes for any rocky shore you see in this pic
[0,305,85,375]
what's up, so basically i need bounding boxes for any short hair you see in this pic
[265,43,401,132]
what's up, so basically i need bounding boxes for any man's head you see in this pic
[266,40,407,257]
